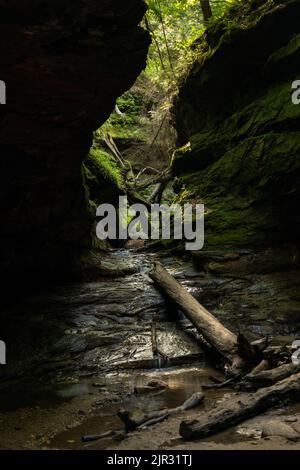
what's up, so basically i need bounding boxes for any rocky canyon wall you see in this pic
[0,0,150,275]
[173,0,300,250]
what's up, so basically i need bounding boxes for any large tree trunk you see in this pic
[149,262,247,373]
[199,0,213,23]
[180,372,300,440]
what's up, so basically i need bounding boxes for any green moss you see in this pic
[81,146,125,251]
[88,147,124,191]
[173,76,300,178]
[267,32,300,65]
[82,145,125,219]
[175,131,300,249]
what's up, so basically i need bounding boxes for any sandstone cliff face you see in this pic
[0,0,150,274]
[173,0,300,249]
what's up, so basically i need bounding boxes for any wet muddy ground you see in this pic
[1,249,300,450]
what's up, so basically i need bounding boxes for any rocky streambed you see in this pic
[0,249,300,450]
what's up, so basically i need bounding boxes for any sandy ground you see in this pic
[1,377,300,451]
[106,406,300,451]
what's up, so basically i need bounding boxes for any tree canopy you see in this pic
[144,0,236,87]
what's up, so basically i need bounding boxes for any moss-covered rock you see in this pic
[173,0,300,249]
[84,147,125,203]
[82,146,126,250]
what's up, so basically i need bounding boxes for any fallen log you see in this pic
[118,391,204,432]
[239,363,300,390]
[180,372,300,440]
[149,262,252,374]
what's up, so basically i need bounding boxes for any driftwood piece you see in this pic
[180,372,300,440]
[250,359,270,375]
[102,132,125,168]
[240,363,300,390]
[81,430,123,442]
[203,360,271,390]
[202,368,251,390]
[118,391,204,432]
[149,262,251,373]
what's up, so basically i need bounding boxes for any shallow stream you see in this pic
[1,249,300,449]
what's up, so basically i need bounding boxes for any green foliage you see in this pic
[94,0,240,184]
[144,0,237,88]
[101,91,148,141]
[91,0,240,177]
[145,0,204,87]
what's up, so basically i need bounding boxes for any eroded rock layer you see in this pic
[0,0,150,274]
[173,0,300,249]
